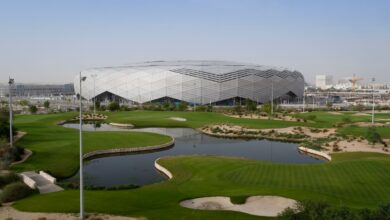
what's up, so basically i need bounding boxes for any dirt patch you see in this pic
[180,195,296,217]
[0,205,141,220]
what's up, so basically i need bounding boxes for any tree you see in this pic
[177,102,188,111]
[366,127,382,145]
[234,102,242,115]
[245,99,257,111]
[43,100,50,109]
[0,109,17,141]
[108,102,120,112]
[260,102,272,114]
[29,105,38,114]
[19,100,29,106]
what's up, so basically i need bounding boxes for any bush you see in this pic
[43,100,50,109]
[108,102,120,111]
[366,127,382,145]
[0,172,20,188]
[0,182,35,203]
[29,105,38,114]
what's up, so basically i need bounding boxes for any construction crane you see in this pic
[348,74,364,93]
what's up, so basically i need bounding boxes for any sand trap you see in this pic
[109,122,134,128]
[180,195,296,217]
[0,205,140,220]
[354,113,370,116]
[169,117,187,122]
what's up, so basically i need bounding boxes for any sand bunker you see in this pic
[329,112,343,115]
[0,205,140,220]
[169,117,187,122]
[180,195,296,217]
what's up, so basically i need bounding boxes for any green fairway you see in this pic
[105,111,304,128]
[13,153,390,219]
[9,111,390,219]
[12,113,173,178]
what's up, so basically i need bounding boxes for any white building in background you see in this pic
[75,60,305,105]
[333,79,354,90]
[316,75,333,89]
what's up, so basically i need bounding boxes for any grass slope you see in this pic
[13,153,390,219]
[12,113,172,178]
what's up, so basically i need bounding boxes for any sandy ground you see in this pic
[260,127,336,138]
[323,139,390,155]
[169,117,187,122]
[204,124,335,139]
[224,114,299,122]
[353,122,390,127]
[180,195,296,217]
[0,205,140,220]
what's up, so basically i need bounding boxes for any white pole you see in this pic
[92,74,96,115]
[271,80,274,116]
[79,72,84,220]
[8,77,14,148]
[302,89,305,113]
[372,78,375,125]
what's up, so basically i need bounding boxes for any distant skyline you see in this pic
[0,0,389,84]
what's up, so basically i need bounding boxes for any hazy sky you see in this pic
[1,0,389,84]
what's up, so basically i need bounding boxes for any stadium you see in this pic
[75,60,304,105]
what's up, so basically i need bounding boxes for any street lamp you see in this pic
[372,78,375,125]
[8,77,14,148]
[91,74,97,115]
[271,79,274,116]
[302,89,306,113]
[79,72,87,220]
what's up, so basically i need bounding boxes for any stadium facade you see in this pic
[74,61,304,105]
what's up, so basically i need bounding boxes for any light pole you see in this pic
[271,79,274,116]
[79,72,87,220]
[8,77,14,148]
[372,78,375,125]
[91,74,97,115]
[302,89,305,113]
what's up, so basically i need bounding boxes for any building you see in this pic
[12,83,74,97]
[316,75,333,89]
[75,60,305,105]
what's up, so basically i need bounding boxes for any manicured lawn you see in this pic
[10,111,390,219]
[105,111,304,128]
[13,153,390,219]
[12,113,173,178]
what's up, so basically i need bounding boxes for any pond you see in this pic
[63,123,322,187]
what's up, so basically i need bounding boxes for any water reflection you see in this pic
[63,124,322,187]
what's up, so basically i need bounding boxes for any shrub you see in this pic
[43,100,50,109]
[29,105,38,114]
[0,172,20,188]
[0,182,35,203]
[108,102,120,111]
[366,127,382,145]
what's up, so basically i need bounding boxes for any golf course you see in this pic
[8,111,390,219]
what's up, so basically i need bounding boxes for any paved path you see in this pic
[21,171,63,194]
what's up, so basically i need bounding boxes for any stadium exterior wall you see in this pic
[74,61,304,105]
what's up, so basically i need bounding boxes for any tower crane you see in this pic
[348,75,364,93]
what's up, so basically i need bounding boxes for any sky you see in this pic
[0,0,389,84]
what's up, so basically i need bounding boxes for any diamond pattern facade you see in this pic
[74,61,304,105]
